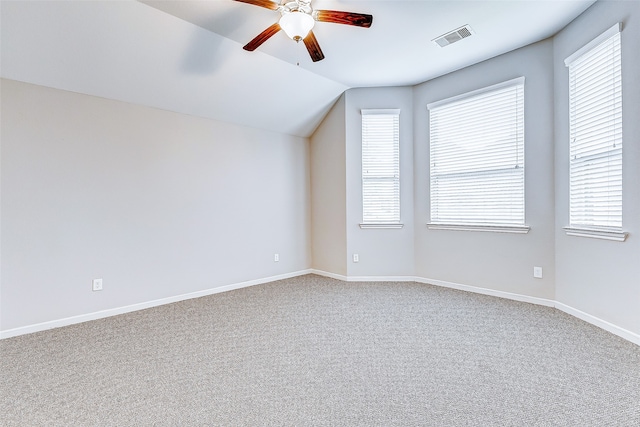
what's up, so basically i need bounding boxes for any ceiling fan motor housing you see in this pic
[281,1,313,16]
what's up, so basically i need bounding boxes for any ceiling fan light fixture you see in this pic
[279,11,314,41]
[235,0,372,62]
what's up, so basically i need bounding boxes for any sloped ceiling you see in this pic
[1,0,595,137]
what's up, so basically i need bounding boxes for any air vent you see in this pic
[433,25,474,47]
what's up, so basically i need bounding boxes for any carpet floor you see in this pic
[1,274,639,426]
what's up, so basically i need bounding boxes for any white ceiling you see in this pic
[144,0,596,87]
[1,0,596,137]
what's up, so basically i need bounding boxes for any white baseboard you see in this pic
[415,276,639,346]
[3,270,638,347]
[415,276,556,307]
[309,269,349,281]
[309,269,414,283]
[311,271,639,346]
[0,269,313,340]
[347,275,416,282]
[555,302,640,346]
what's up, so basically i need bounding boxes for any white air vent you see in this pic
[432,25,474,47]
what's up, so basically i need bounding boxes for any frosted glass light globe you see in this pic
[279,11,315,41]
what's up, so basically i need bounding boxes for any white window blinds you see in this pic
[361,109,400,225]
[428,77,525,226]
[565,24,622,230]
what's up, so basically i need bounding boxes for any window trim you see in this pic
[360,223,404,229]
[427,223,530,234]
[563,227,628,242]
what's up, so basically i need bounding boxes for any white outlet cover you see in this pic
[353,254,359,263]
[533,267,543,279]
[92,278,103,291]
[274,253,279,262]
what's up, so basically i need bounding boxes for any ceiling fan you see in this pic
[233,0,373,62]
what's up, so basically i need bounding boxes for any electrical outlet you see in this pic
[533,267,543,279]
[92,278,103,291]
[353,253,359,263]
[274,253,279,262]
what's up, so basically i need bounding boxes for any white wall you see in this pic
[1,79,310,332]
[554,0,640,336]
[344,87,415,277]
[413,40,556,299]
[310,95,347,275]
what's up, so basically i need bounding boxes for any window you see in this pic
[564,23,626,241]
[361,109,401,228]
[428,77,527,232]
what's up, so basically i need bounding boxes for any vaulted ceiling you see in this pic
[1,0,596,137]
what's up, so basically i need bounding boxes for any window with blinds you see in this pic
[361,109,401,226]
[428,77,525,229]
[565,24,622,231]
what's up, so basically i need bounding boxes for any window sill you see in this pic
[563,227,628,242]
[427,223,530,234]
[359,223,404,229]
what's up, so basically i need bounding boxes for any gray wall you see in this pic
[1,79,311,331]
[3,1,638,340]
[308,1,639,339]
[310,95,347,275]
[413,40,556,299]
[344,87,415,277]
[554,0,640,335]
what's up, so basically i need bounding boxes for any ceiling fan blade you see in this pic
[233,0,279,11]
[243,23,281,51]
[303,30,325,62]
[315,10,373,28]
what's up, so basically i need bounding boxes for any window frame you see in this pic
[563,23,627,242]
[427,77,529,234]
[360,109,402,229]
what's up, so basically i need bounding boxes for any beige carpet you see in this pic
[1,274,639,426]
